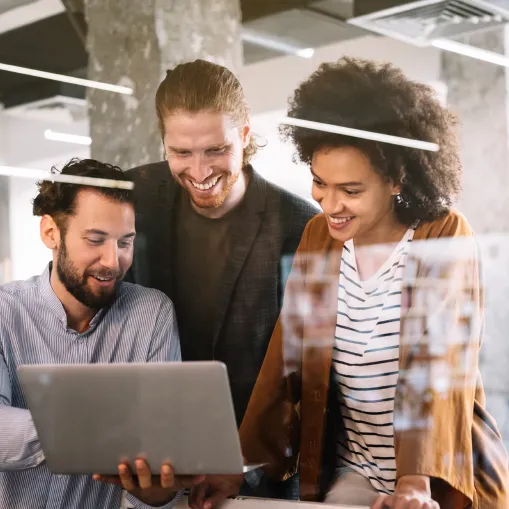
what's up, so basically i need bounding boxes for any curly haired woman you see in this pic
[190,58,509,509]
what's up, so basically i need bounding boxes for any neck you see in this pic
[50,266,97,333]
[192,169,248,219]
[354,208,408,247]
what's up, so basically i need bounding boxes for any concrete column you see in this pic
[441,26,509,444]
[442,27,509,233]
[84,0,242,169]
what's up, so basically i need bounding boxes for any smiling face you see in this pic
[163,109,250,216]
[44,189,136,310]
[311,146,402,244]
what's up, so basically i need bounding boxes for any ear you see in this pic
[391,182,402,196]
[241,121,251,149]
[40,215,61,252]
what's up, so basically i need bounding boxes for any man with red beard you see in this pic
[128,60,317,499]
[0,159,203,509]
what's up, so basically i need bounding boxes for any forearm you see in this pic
[0,406,44,471]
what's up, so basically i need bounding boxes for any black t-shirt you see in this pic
[174,195,243,360]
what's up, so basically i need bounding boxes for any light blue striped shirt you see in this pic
[0,263,181,509]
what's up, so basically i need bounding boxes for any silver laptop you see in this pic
[17,361,261,476]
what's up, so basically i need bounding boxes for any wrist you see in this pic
[397,475,431,495]
[134,489,177,506]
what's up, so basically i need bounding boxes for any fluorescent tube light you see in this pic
[281,117,439,152]
[242,29,315,59]
[0,62,133,95]
[0,166,134,190]
[44,129,92,146]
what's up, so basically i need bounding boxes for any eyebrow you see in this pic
[166,146,191,152]
[311,171,364,187]
[84,229,136,239]
[167,144,229,152]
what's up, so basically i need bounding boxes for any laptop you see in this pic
[17,361,262,476]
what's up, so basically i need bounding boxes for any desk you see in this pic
[175,495,367,509]
[122,493,368,508]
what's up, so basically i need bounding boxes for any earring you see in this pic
[394,193,410,208]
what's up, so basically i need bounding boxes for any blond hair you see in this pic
[155,59,258,166]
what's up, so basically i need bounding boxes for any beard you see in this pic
[56,241,123,310]
[183,172,240,209]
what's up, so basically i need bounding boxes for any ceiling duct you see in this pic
[343,0,509,46]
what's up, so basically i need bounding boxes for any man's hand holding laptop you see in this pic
[94,458,205,506]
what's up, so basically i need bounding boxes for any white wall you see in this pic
[8,149,90,281]
[240,35,442,115]
[250,109,314,203]
[3,112,88,167]
[3,111,90,280]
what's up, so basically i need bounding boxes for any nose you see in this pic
[320,189,344,216]
[187,153,213,183]
[100,241,120,271]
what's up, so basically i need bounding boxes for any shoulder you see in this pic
[265,179,318,218]
[126,162,176,219]
[0,276,39,310]
[116,282,175,315]
[415,209,474,240]
[258,176,319,241]
[126,161,170,183]
[126,161,174,198]
[302,213,330,239]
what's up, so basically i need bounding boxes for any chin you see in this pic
[191,195,223,209]
[327,225,356,242]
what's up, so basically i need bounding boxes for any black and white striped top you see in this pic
[0,264,181,509]
[334,228,414,494]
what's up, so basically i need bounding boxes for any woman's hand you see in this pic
[371,475,439,509]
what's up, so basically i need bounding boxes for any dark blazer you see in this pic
[127,161,318,425]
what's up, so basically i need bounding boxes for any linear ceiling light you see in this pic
[432,39,509,67]
[241,29,315,59]
[0,62,133,95]
[281,117,439,152]
[44,129,92,146]
[0,166,134,190]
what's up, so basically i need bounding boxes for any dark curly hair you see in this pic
[33,158,134,232]
[280,57,461,225]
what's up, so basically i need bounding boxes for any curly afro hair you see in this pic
[33,158,134,232]
[280,57,462,226]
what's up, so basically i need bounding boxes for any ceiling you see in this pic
[2,0,508,111]
[0,0,371,110]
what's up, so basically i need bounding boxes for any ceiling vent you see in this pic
[347,0,509,46]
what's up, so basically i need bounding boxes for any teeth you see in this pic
[191,177,219,191]
[329,216,354,224]
[94,276,112,281]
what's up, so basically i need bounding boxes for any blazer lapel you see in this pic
[212,168,266,349]
[137,164,180,299]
